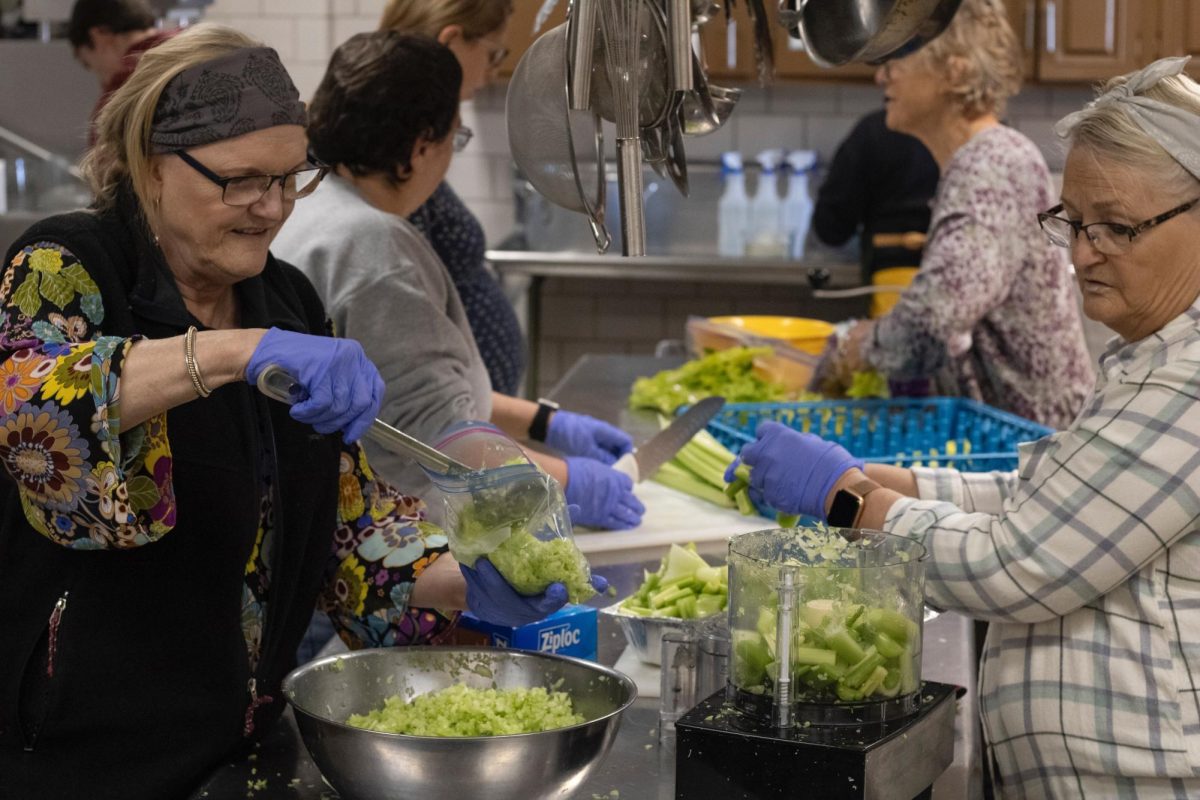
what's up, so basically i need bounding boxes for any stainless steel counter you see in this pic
[487,249,863,394]
[190,354,981,799]
[487,249,861,288]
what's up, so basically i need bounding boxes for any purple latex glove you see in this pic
[732,421,864,520]
[546,410,633,465]
[246,327,385,443]
[460,559,608,627]
[564,457,645,530]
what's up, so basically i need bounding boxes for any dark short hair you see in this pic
[306,31,462,183]
[68,0,157,49]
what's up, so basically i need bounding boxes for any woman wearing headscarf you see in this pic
[737,55,1200,799]
[0,25,590,799]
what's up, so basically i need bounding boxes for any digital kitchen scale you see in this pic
[674,681,958,800]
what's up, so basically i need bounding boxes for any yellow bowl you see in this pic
[707,316,835,355]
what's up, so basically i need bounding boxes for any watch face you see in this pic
[827,490,863,528]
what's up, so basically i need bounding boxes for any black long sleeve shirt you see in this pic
[813,109,939,279]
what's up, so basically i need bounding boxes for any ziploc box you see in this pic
[456,604,598,661]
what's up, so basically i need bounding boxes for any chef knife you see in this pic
[612,395,725,483]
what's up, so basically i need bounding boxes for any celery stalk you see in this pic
[651,461,736,508]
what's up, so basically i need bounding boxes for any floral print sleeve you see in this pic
[319,443,457,648]
[0,243,175,549]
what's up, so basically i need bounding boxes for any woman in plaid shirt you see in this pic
[738,57,1200,798]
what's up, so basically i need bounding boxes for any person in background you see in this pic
[68,0,176,145]
[378,0,527,396]
[0,26,592,799]
[273,31,644,533]
[826,0,1093,429]
[734,54,1200,796]
[813,108,939,281]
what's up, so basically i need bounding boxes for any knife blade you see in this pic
[613,395,726,482]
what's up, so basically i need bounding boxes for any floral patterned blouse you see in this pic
[863,125,1095,429]
[0,241,456,665]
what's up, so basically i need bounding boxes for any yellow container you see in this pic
[870,267,919,318]
[705,316,835,356]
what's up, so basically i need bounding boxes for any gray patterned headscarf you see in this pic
[149,47,306,154]
[1054,56,1200,181]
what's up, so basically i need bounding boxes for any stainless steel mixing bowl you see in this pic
[281,647,637,800]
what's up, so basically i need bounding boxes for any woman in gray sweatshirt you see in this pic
[273,31,643,532]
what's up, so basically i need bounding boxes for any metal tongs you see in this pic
[255,364,473,477]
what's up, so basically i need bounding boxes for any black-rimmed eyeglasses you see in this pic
[1038,197,1200,256]
[175,150,328,207]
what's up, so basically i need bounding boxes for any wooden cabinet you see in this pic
[1035,0,1151,82]
[1005,0,1040,77]
[496,0,1194,88]
[496,1,567,78]
[697,2,757,82]
[1158,0,1200,78]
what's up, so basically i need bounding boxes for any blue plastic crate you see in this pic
[707,398,1052,471]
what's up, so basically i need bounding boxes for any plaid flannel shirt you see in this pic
[885,302,1200,799]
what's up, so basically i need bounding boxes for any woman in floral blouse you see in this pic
[740,54,1200,800]
[830,0,1094,429]
[0,25,580,800]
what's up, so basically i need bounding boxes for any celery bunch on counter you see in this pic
[619,543,728,620]
[650,427,800,527]
[629,347,786,414]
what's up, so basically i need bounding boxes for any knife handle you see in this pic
[612,451,640,483]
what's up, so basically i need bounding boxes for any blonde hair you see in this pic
[1060,69,1200,198]
[379,0,513,40]
[81,23,263,213]
[914,0,1023,118]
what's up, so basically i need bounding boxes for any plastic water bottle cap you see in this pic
[721,151,745,175]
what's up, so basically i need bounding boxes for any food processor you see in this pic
[673,527,958,799]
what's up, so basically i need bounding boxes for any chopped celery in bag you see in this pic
[428,422,596,604]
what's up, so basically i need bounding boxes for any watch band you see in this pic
[528,398,559,442]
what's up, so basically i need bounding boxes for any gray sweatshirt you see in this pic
[272,175,493,492]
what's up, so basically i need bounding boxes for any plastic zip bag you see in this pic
[428,422,596,602]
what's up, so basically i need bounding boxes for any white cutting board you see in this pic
[573,480,773,563]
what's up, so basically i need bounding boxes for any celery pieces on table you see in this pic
[619,543,728,620]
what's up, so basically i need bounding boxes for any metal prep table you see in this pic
[487,250,864,393]
[189,355,981,799]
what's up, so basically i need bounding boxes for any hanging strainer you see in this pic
[507,22,611,253]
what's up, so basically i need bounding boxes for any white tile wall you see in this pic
[193,4,1098,393]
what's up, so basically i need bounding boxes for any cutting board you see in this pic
[573,480,772,560]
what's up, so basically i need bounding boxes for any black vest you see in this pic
[0,194,341,799]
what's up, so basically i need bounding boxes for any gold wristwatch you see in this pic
[826,478,883,528]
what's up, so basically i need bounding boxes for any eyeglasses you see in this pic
[482,36,509,69]
[174,150,328,207]
[1038,197,1200,256]
[452,126,474,153]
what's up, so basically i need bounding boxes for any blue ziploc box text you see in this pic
[458,604,598,661]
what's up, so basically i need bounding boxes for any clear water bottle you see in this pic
[782,150,817,260]
[747,149,785,257]
[718,151,750,257]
